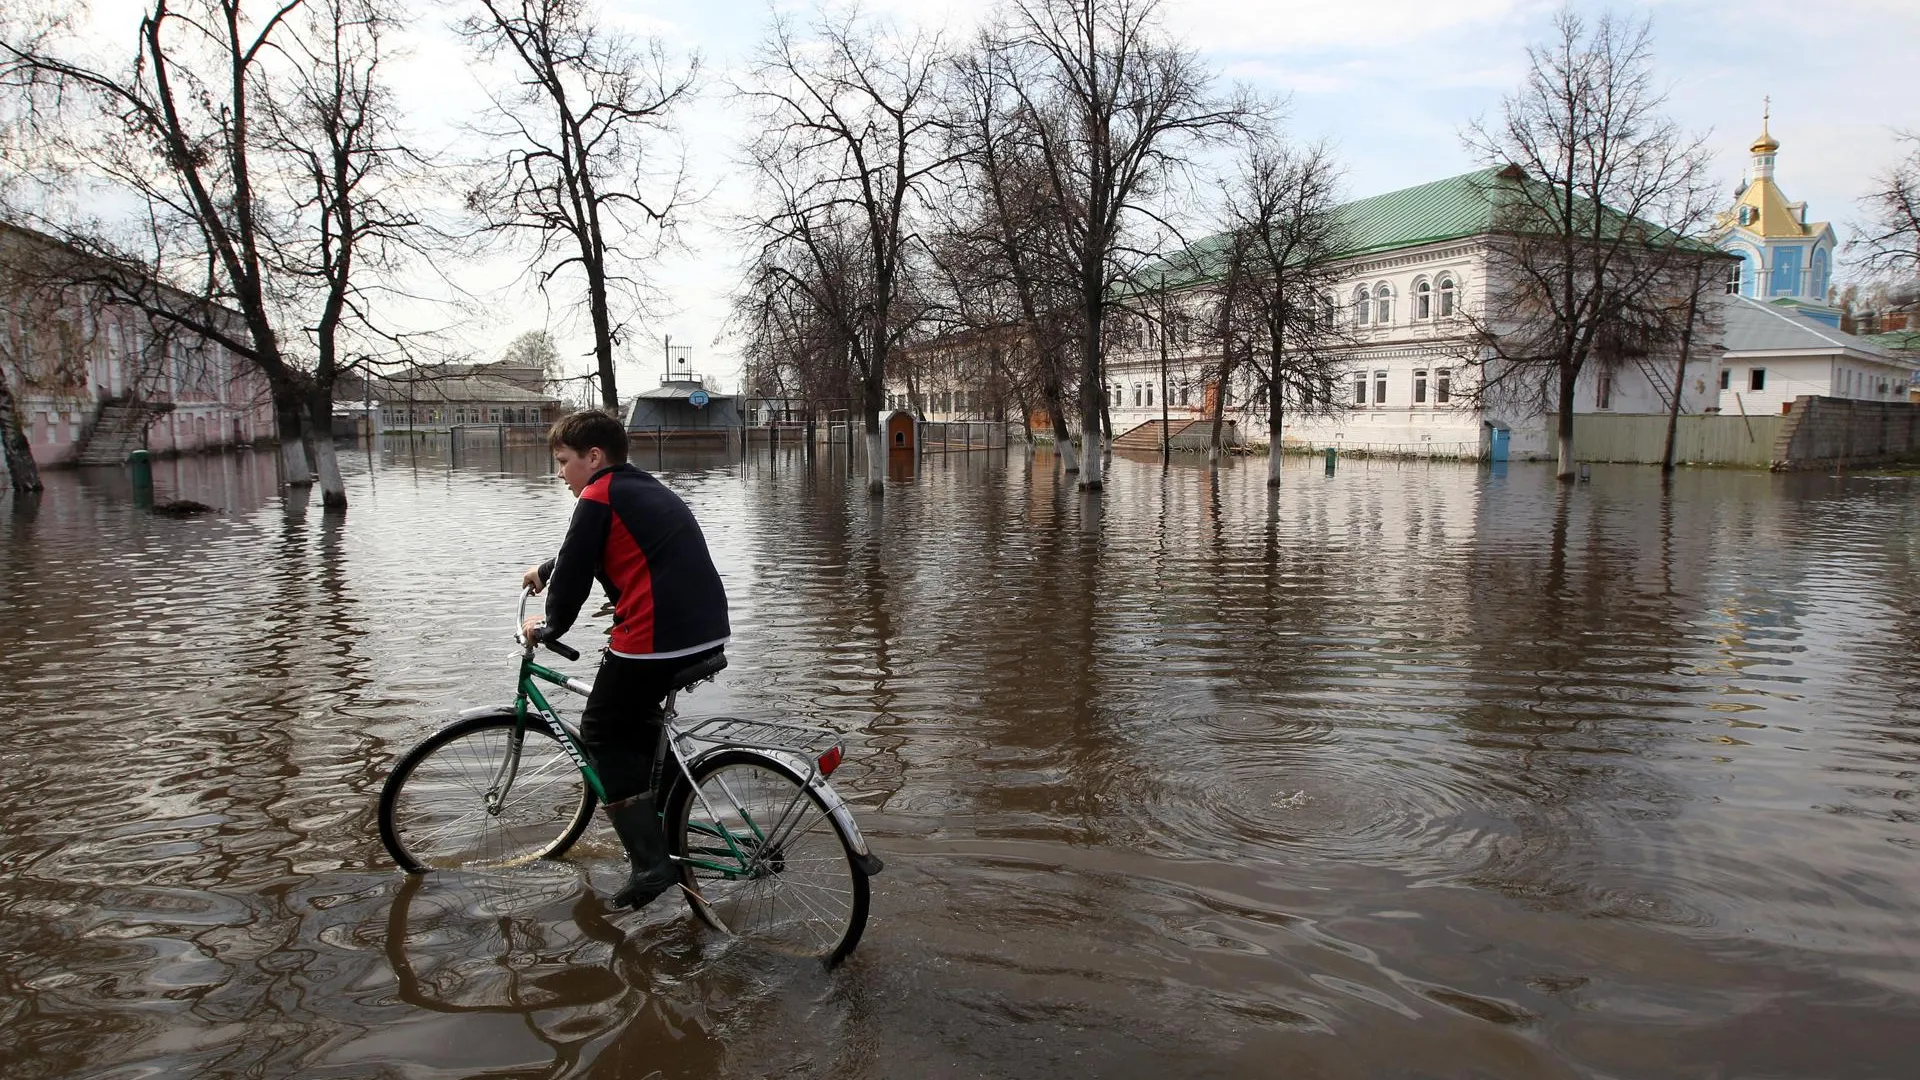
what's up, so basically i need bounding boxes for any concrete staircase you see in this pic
[75,399,167,466]
[1113,418,1201,452]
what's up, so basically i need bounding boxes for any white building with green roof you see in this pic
[1099,167,1727,460]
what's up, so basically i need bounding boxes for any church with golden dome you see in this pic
[1712,104,1838,320]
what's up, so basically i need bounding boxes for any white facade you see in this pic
[1100,238,1720,462]
[1713,296,1919,415]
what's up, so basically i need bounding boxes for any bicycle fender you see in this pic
[454,705,583,742]
[688,746,884,875]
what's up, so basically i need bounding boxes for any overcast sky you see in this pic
[75,0,1920,393]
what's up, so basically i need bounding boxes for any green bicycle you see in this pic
[377,592,883,966]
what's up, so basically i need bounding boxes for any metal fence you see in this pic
[918,421,1020,452]
[1572,414,1783,467]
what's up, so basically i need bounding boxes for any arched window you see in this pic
[1811,247,1831,301]
[1414,279,1432,320]
[1373,283,1393,326]
[1437,275,1457,317]
[1352,286,1370,326]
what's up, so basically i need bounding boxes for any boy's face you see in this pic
[553,445,607,496]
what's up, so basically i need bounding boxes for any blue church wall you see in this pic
[1769,246,1802,298]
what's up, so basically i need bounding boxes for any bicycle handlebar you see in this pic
[516,588,581,662]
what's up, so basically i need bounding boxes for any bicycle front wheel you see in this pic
[380,712,597,872]
[667,749,870,965]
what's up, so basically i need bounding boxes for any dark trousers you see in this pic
[580,647,720,803]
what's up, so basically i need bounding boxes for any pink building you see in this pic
[1,222,275,471]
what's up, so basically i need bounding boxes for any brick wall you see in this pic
[1771,396,1920,470]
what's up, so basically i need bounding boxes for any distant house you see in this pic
[1715,296,1920,413]
[352,361,565,431]
[0,221,274,469]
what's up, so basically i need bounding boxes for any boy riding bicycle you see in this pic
[519,409,730,911]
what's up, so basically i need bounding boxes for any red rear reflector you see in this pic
[816,745,842,777]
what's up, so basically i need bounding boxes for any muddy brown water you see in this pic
[1,442,1916,1079]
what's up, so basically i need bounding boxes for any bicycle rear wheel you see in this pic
[666,749,870,966]
[380,712,597,872]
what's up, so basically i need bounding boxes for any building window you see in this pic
[1353,372,1367,406]
[1179,384,1191,407]
[1373,284,1393,326]
[1145,384,1153,407]
[1719,369,1731,391]
[1749,368,1766,392]
[1353,287,1370,326]
[1726,258,1742,295]
[1131,384,1142,407]
[1413,368,1428,404]
[1438,276,1457,317]
[1597,372,1613,410]
[1415,280,1432,320]
[1436,368,1452,404]
[1373,369,1388,405]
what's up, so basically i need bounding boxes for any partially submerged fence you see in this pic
[919,420,1018,452]
[1573,414,1784,467]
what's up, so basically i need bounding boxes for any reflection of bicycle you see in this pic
[378,592,884,965]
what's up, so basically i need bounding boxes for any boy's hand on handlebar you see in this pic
[520,614,545,642]
[521,565,545,594]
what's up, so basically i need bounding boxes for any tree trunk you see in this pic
[1208,360,1233,467]
[1662,267,1703,473]
[307,390,348,509]
[1266,389,1284,487]
[1077,304,1104,490]
[1040,345,1077,473]
[276,393,313,485]
[863,374,885,497]
[1556,363,1578,481]
[0,376,43,492]
[587,262,620,412]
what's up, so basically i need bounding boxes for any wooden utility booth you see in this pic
[885,409,916,480]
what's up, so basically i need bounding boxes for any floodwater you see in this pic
[1,439,1917,1079]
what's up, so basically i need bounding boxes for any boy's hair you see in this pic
[547,409,629,463]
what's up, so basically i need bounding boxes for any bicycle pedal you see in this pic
[678,883,730,933]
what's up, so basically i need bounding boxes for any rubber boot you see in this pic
[603,792,680,910]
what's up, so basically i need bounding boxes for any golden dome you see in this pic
[1751,100,1778,154]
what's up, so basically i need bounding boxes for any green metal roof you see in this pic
[1864,329,1920,353]
[1335,167,1506,257]
[1122,166,1722,296]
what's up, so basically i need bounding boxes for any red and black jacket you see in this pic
[539,463,730,658]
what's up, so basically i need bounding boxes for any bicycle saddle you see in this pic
[671,652,728,691]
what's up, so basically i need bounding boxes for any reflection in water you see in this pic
[0,442,1917,1078]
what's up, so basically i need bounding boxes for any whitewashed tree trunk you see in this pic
[1078,418,1104,490]
[1058,435,1079,473]
[281,435,312,485]
[865,425,884,497]
[311,434,347,509]
[1266,441,1283,485]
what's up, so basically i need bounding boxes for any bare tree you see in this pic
[1854,131,1920,277]
[1461,9,1716,481]
[938,40,1083,465]
[459,0,698,412]
[265,0,426,506]
[1216,134,1349,484]
[740,5,952,497]
[986,0,1253,490]
[2,0,426,507]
